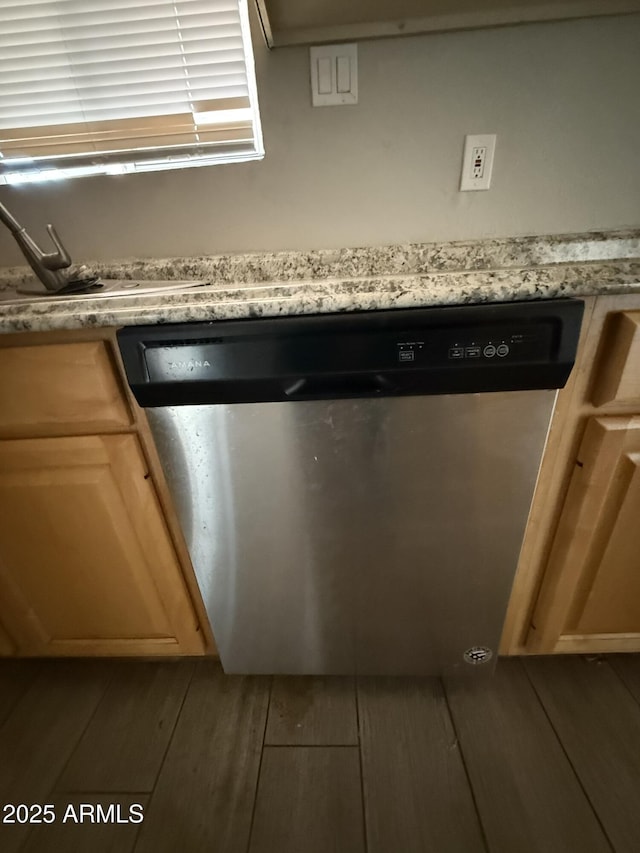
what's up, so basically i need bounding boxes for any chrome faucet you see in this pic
[0,199,96,292]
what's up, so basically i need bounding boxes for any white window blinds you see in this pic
[0,0,263,183]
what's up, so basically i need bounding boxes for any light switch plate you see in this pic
[310,44,358,107]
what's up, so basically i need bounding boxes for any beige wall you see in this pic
[0,13,639,266]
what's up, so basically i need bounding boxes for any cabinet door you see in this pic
[530,416,640,653]
[0,434,203,656]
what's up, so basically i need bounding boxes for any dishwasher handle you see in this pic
[284,373,396,399]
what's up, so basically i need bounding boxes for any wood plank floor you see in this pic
[1,655,640,853]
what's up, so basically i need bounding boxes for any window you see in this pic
[0,0,263,184]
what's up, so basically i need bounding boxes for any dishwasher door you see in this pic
[147,389,555,677]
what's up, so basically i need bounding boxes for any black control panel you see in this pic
[143,322,554,382]
[117,299,584,407]
[396,322,552,367]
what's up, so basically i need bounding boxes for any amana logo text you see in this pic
[168,360,211,369]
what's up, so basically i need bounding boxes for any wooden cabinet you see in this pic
[502,296,640,656]
[0,341,131,438]
[0,434,203,656]
[0,332,209,657]
[591,311,640,407]
[529,416,640,652]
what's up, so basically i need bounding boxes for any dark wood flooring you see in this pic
[2,655,640,852]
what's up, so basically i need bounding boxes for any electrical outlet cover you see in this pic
[460,134,496,191]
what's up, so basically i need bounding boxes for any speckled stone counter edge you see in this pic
[1,228,639,334]
[1,228,639,291]
[1,258,639,335]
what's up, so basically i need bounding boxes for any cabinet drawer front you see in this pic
[0,342,131,436]
[591,311,640,407]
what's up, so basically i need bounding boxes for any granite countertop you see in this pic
[0,229,639,334]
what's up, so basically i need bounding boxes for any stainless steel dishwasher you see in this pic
[118,300,583,677]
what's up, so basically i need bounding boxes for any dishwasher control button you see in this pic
[465,346,481,358]
[483,344,496,358]
[398,350,415,362]
[448,347,465,359]
[496,344,510,357]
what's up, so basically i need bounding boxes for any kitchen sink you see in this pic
[0,279,208,305]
